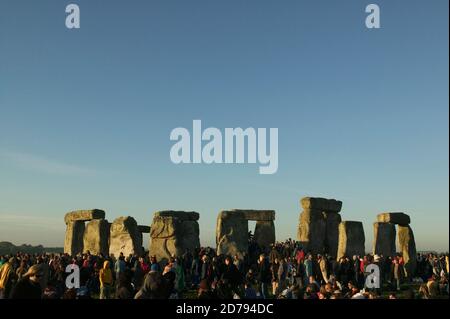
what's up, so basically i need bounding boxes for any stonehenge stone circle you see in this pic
[377,212,411,226]
[64,220,85,256]
[297,197,342,256]
[337,221,365,260]
[373,222,396,257]
[216,209,276,259]
[109,216,143,258]
[61,201,418,271]
[149,211,200,263]
[83,219,110,256]
[398,225,417,277]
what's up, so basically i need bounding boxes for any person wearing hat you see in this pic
[9,264,43,299]
[0,257,17,299]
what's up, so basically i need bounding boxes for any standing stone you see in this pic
[253,221,275,249]
[297,209,326,254]
[398,225,417,278]
[109,216,142,258]
[297,197,342,255]
[216,210,276,259]
[149,211,200,263]
[64,220,85,256]
[373,222,396,257]
[337,221,365,260]
[216,210,249,259]
[83,219,110,256]
[323,212,342,258]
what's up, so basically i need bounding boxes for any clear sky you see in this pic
[0,0,448,252]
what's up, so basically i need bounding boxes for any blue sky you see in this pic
[0,0,448,252]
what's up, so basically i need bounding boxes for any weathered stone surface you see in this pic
[149,212,200,263]
[64,209,105,224]
[301,197,342,213]
[241,210,275,221]
[138,225,151,233]
[253,221,275,248]
[64,220,85,256]
[398,225,417,278]
[109,216,143,258]
[337,221,365,260]
[377,212,410,226]
[83,219,110,256]
[373,222,396,257]
[216,210,249,259]
[297,209,326,254]
[154,211,199,221]
[323,212,342,258]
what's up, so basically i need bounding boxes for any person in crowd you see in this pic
[16,260,28,280]
[99,260,113,299]
[116,271,134,299]
[418,284,430,299]
[221,256,241,293]
[200,255,212,283]
[197,279,214,299]
[9,264,43,299]
[276,257,288,295]
[426,274,440,298]
[391,258,404,291]
[0,257,17,299]
[319,255,329,284]
[257,254,271,299]
[1,243,448,300]
[190,252,201,288]
[114,254,126,283]
[244,281,258,299]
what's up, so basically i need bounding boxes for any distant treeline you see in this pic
[0,241,63,255]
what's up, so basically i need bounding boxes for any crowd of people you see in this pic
[0,235,448,300]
